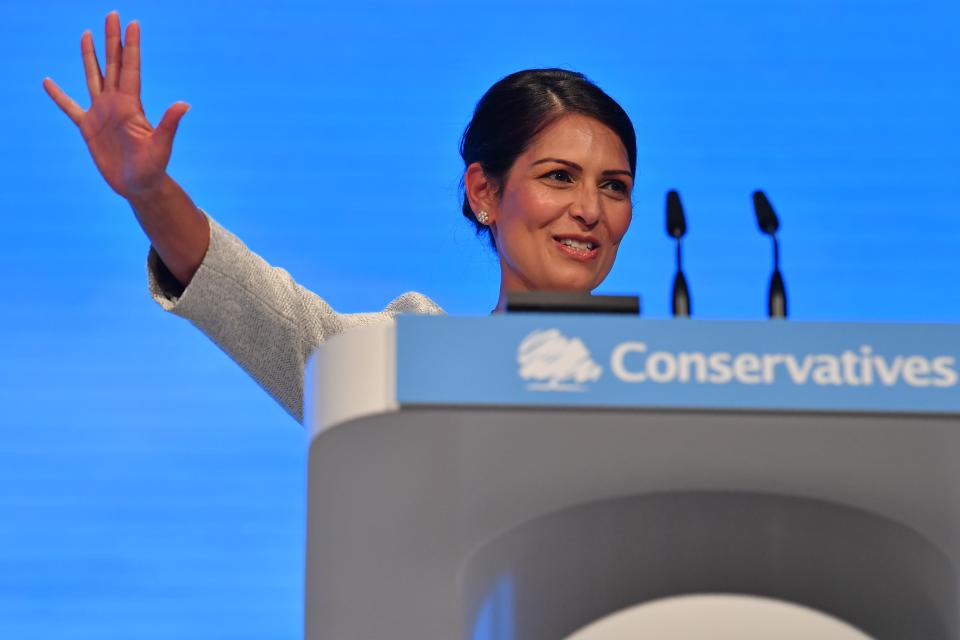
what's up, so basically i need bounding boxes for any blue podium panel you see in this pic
[396,316,960,415]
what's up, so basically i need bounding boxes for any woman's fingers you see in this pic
[81,30,103,99]
[119,21,140,97]
[154,101,191,147]
[103,11,122,91]
[43,78,84,126]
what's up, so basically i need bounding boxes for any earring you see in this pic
[476,210,490,225]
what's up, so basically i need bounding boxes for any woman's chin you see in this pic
[502,260,608,293]
[537,271,602,292]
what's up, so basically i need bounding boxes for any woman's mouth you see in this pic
[553,236,600,261]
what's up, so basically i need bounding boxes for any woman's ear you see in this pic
[464,162,498,224]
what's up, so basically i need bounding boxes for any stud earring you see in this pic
[476,210,490,225]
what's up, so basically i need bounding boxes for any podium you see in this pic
[304,316,960,639]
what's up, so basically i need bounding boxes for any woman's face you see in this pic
[489,113,633,293]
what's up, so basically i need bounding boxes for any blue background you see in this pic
[2,0,959,637]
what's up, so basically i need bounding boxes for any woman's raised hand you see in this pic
[43,12,190,200]
[43,12,208,288]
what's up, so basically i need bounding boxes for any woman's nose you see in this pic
[570,184,602,227]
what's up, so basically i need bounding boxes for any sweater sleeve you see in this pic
[146,211,442,424]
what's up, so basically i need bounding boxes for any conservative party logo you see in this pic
[517,329,603,391]
[515,330,959,393]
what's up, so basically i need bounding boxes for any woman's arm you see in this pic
[46,12,445,423]
[43,12,206,287]
[147,212,444,424]
[128,176,209,288]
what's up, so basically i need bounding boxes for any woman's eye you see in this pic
[543,169,573,183]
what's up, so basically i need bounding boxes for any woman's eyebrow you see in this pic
[530,157,633,178]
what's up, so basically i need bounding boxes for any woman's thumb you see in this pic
[155,102,191,143]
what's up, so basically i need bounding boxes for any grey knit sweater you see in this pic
[147,212,444,424]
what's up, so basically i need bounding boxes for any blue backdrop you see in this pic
[2,1,959,637]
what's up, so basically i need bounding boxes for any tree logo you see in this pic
[517,329,603,391]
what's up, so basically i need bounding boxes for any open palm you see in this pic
[43,12,189,199]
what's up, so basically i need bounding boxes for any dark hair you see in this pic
[459,68,637,250]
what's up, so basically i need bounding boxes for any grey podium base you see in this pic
[462,491,955,639]
[305,407,960,639]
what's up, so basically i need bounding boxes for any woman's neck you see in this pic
[492,290,508,315]
[494,269,536,314]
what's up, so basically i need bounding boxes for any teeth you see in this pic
[559,238,595,251]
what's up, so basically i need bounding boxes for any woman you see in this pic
[43,12,637,424]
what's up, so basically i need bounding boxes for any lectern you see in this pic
[304,316,960,639]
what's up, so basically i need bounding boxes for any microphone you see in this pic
[666,190,691,317]
[752,190,788,318]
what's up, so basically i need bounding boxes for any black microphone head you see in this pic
[753,190,780,235]
[666,190,686,238]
